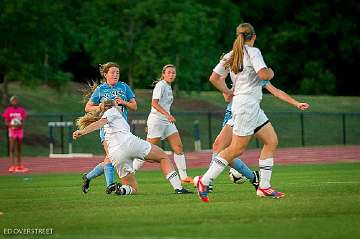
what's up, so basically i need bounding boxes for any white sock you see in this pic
[117,185,135,195]
[201,155,228,186]
[173,153,188,179]
[133,158,145,172]
[166,171,182,190]
[259,158,274,189]
[209,152,218,167]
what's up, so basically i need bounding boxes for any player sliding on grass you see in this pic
[81,62,138,194]
[195,22,309,202]
[73,100,192,195]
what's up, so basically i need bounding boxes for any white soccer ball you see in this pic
[229,168,247,184]
[11,118,22,126]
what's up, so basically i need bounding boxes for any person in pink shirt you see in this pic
[2,96,28,173]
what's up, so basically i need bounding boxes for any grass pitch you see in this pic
[1,163,360,239]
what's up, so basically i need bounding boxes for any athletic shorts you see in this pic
[109,134,151,178]
[232,100,268,136]
[8,129,24,139]
[146,114,178,140]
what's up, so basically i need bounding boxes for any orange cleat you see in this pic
[8,166,16,173]
[181,176,194,184]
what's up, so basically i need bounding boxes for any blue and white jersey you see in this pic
[89,82,135,141]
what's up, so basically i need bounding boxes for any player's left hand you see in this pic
[115,97,126,106]
[297,103,310,111]
[73,130,84,140]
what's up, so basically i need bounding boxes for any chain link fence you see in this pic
[1,111,359,157]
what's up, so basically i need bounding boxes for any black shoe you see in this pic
[208,180,214,193]
[251,171,260,191]
[82,174,90,194]
[114,183,127,195]
[106,182,117,194]
[175,188,193,194]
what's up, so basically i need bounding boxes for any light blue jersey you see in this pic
[90,82,135,141]
[221,80,270,127]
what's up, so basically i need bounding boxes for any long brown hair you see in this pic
[76,100,114,130]
[81,62,120,103]
[223,23,255,74]
[152,64,176,86]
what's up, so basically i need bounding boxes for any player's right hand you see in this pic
[73,130,83,140]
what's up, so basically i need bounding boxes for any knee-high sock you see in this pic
[232,158,255,181]
[166,171,182,190]
[86,163,104,180]
[209,152,217,167]
[116,185,135,195]
[133,158,145,172]
[104,163,115,187]
[173,153,188,179]
[201,155,228,186]
[259,158,274,189]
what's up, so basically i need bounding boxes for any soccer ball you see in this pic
[229,168,247,184]
[10,118,22,126]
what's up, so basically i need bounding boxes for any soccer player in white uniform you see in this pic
[73,100,192,195]
[133,64,193,184]
[195,23,309,202]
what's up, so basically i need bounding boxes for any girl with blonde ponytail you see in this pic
[195,23,309,202]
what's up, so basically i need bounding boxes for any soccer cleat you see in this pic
[208,180,214,193]
[8,166,16,173]
[251,171,260,191]
[196,176,209,202]
[175,188,193,194]
[256,187,285,199]
[15,165,29,173]
[181,176,194,184]
[81,174,90,194]
[106,182,117,194]
[114,183,124,195]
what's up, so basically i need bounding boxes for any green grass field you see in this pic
[1,163,360,239]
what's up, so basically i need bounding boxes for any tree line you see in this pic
[0,0,359,105]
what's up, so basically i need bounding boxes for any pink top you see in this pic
[2,106,28,131]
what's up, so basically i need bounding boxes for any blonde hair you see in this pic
[76,100,114,130]
[224,23,255,74]
[152,64,176,86]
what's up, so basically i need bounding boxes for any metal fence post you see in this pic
[342,113,346,145]
[60,114,64,154]
[193,120,201,151]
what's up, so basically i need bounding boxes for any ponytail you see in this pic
[224,23,255,74]
[76,100,114,130]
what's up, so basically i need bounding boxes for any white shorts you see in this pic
[147,114,178,140]
[109,134,151,178]
[232,100,268,136]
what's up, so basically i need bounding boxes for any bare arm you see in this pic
[85,101,101,112]
[115,98,137,111]
[152,99,176,123]
[265,83,309,110]
[209,72,233,95]
[257,67,274,81]
[73,118,108,140]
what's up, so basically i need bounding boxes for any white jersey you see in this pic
[102,107,132,154]
[213,45,267,103]
[149,80,173,121]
